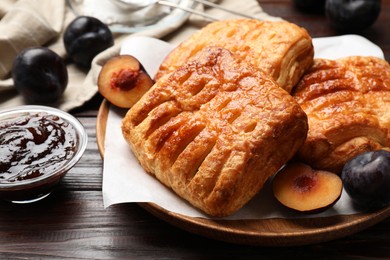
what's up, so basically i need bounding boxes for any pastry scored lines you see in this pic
[153,75,257,194]
[293,57,390,158]
[133,47,277,204]
[149,85,266,204]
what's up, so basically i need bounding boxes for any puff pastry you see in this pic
[155,19,314,93]
[122,47,308,217]
[293,56,390,173]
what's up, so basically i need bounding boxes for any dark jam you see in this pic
[0,113,77,183]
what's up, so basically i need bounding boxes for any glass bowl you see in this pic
[0,105,88,203]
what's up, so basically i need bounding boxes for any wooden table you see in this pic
[1,0,390,258]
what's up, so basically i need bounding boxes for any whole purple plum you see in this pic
[342,150,390,210]
[326,0,381,32]
[12,47,68,104]
[64,16,114,68]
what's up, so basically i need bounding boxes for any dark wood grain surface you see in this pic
[1,0,390,258]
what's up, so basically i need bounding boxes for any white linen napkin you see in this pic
[0,0,278,111]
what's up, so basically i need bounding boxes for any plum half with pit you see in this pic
[325,0,381,32]
[342,150,390,210]
[272,163,343,213]
[64,16,114,68]
[98,55,154,108]
[12,47,68,104]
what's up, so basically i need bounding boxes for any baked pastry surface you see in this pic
[122,47,308,217]
[293,56,390,173]
[155,19,314,93]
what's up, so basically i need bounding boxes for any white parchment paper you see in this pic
[102,35,384,219]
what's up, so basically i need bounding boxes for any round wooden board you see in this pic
[96,99,390,246]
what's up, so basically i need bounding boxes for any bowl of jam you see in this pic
[0,105,88,203]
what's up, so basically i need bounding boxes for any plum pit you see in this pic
[293,174,318,193]
[98,55,154,108]
[110,69,140,91]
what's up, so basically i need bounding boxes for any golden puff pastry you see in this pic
[292,56,390,174]
[155,19,314,93]
[122,47,308,217]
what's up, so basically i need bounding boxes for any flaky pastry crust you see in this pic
[293,56,390,173]
[122,47,308,217]
[155,19,314,93]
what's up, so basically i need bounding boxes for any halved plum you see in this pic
[272,162,343,213]
[98,55,154,108]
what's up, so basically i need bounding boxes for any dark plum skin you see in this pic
[12,47,68,104]
[325,0,381,32]
[293,0,326,13]
[63,16,114,68]
[342,150,390,210]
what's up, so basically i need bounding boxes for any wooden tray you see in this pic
[96,99,390,246]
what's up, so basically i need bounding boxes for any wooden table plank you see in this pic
[1,197,390,258]
[0,190,389,258]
